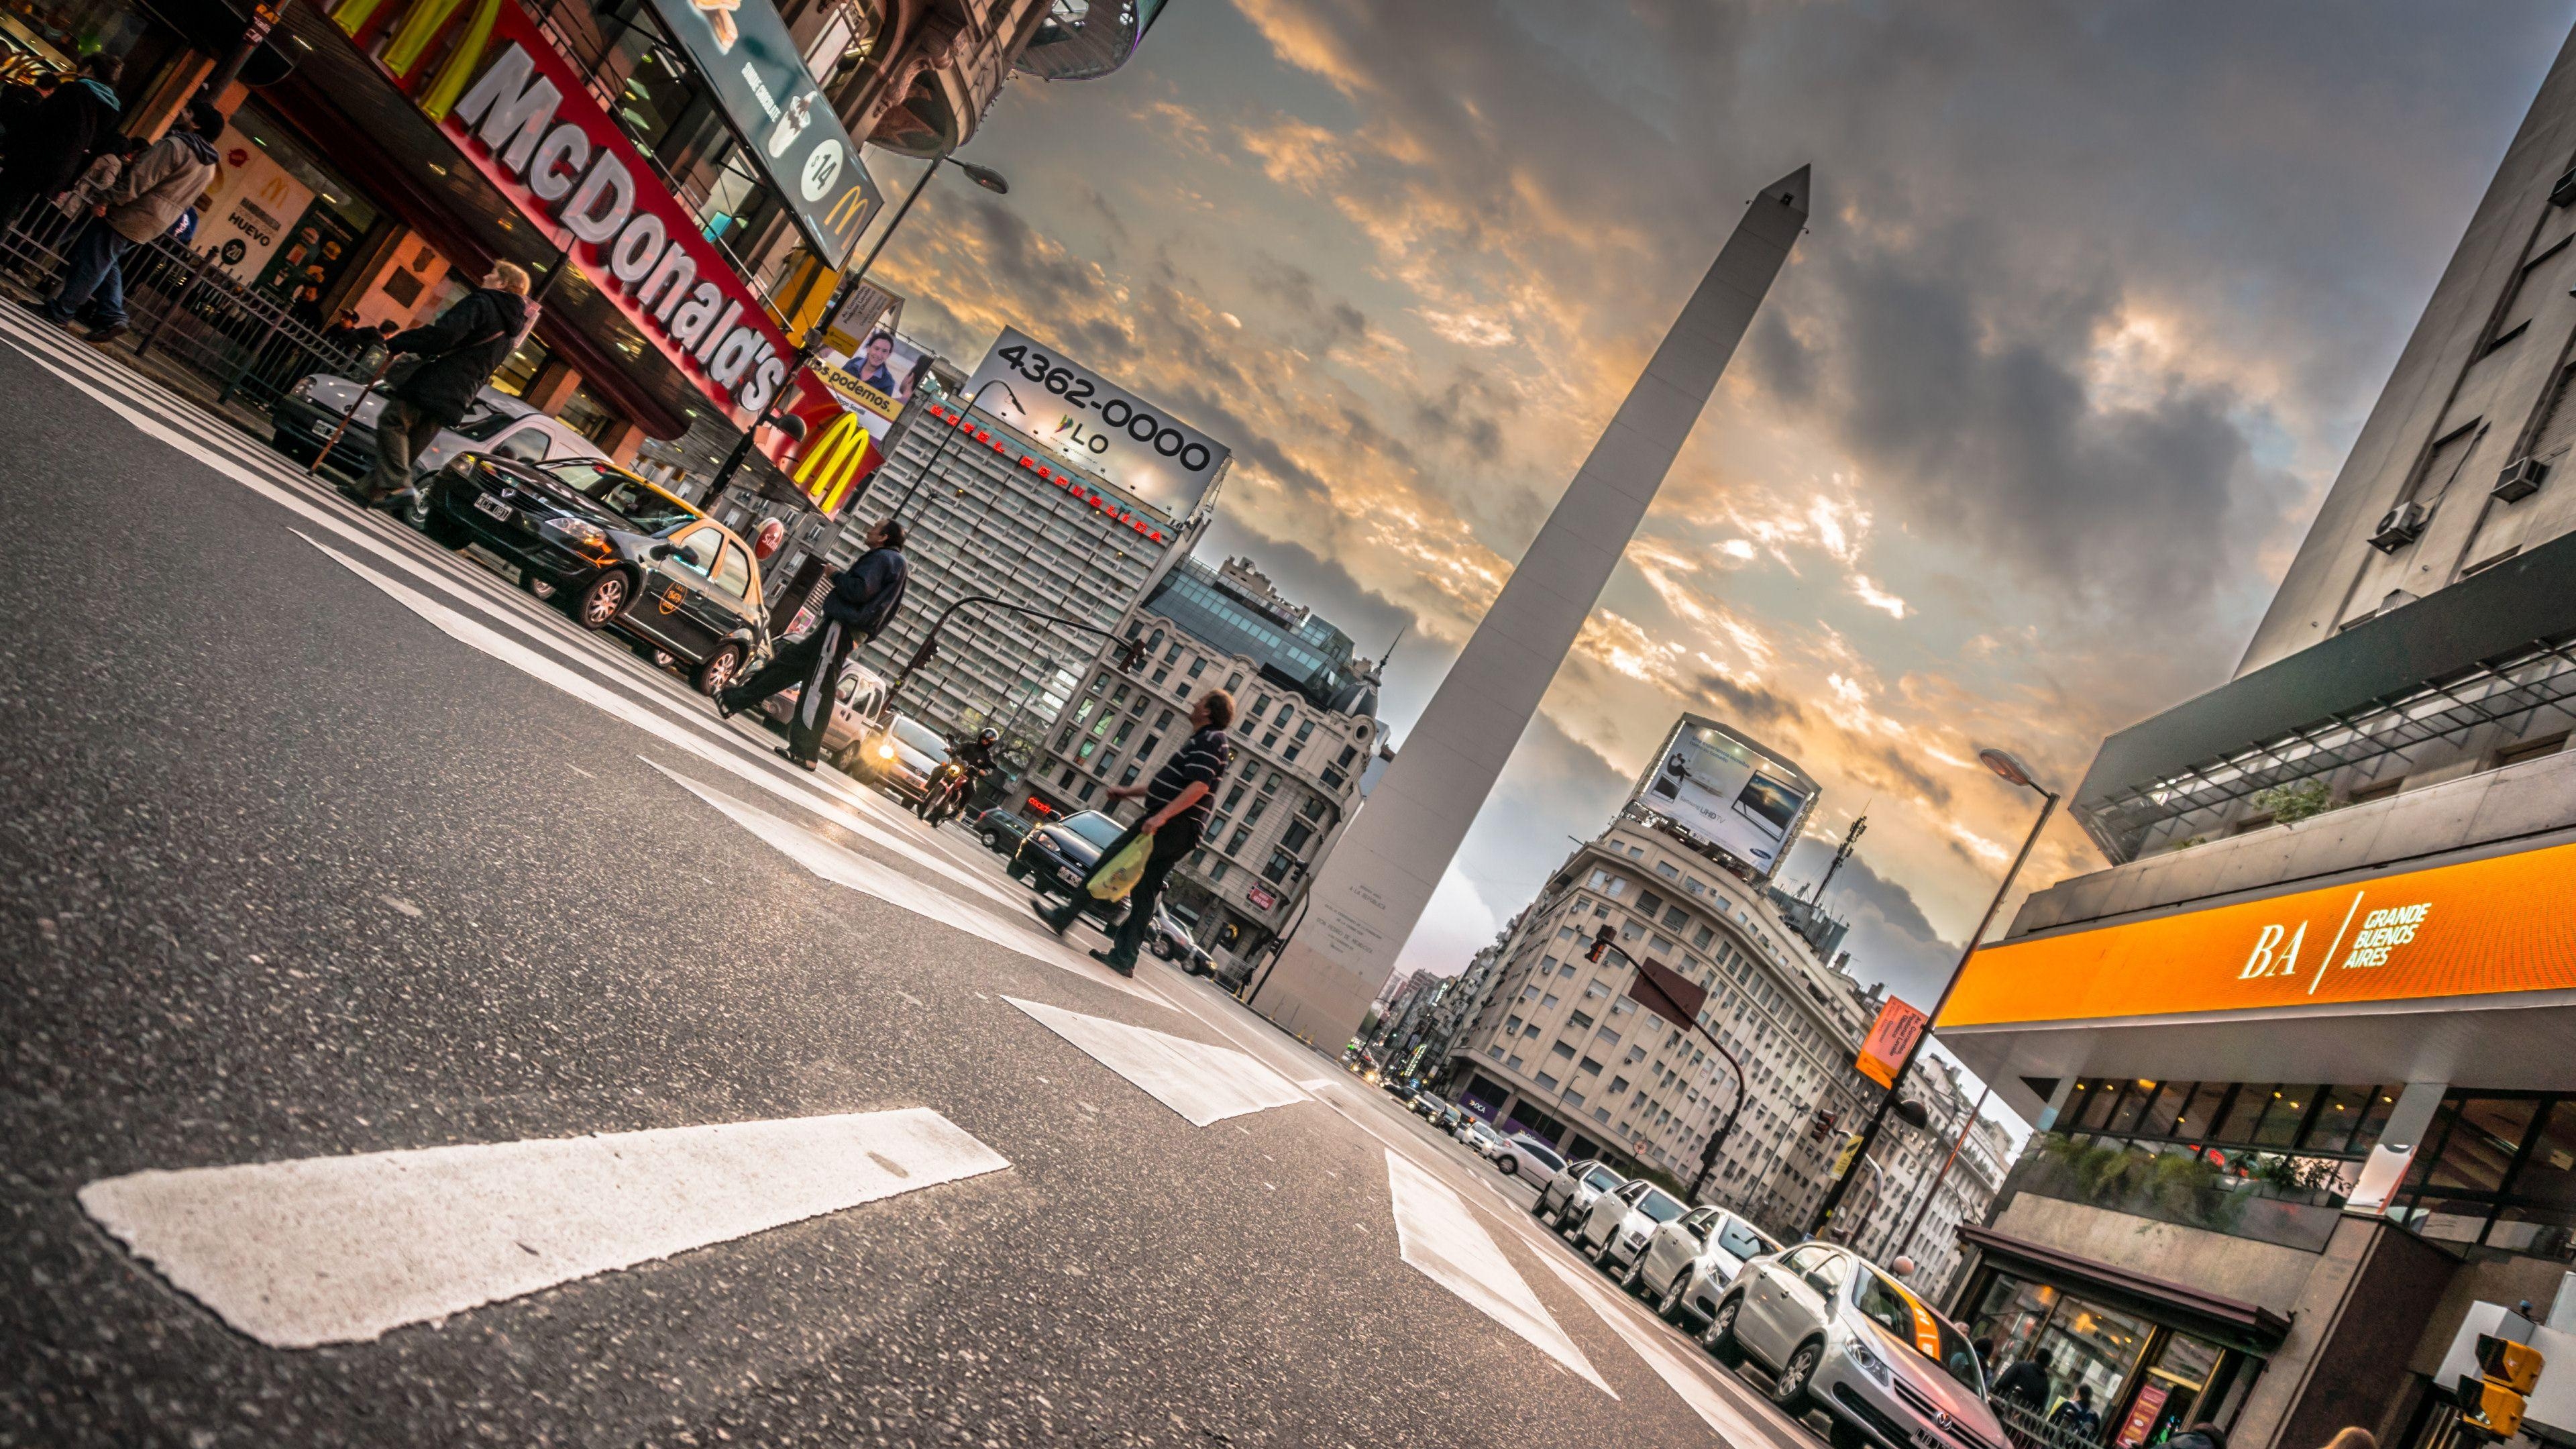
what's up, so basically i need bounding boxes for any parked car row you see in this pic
[1528,1156,2006,1449]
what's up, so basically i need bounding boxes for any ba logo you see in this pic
[658,584,687,614]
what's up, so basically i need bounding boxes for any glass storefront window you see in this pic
[2139,1082,2192,1139]
[2108,1081,2157,1136]
[489,335,553,399]
[2174,1083,2231,1142]
[2512,1102,2576,1210]
[2074,1080,2119,1132]
[2252,1086,2318,1147]
[558,382,618,443]
[2212,1084,2273,1144]
[2300,1085,2375,1155]
[2428,1098,2538,1193]
[2122,1333,2224,1448]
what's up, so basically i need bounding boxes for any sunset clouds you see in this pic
[867,1,2576,1008]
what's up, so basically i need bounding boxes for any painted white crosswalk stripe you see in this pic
[1533,1250,1785,1444]
[652,761,1163,1002]
[1383,1150,1611,1392]
[1004,996,1309,1125]
[78,1108,1009,1349]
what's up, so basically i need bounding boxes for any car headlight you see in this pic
[288,376,317,400]
[1843,1333,1890,1385]
[543,517,610,551]
[877,743,896,760]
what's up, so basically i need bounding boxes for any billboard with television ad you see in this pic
[1630,716,1819,880]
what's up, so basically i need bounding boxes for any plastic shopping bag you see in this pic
[1087,830,1155,901]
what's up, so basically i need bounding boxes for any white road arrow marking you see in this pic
[1534,1252,1785,1444]
[1384,1150,1611,1393]
[79,1108,1008,1349]
[653,762,1160,1002]
[1004,996,1308,1126]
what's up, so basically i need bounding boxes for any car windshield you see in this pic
[453,405,529,441]
[1854,1269,1984,1391]
[543,462,697,533]
[1582,1167,1623,1192]
[1635,1189,1686,1224]
[1523,1144,1564,1171]
[1715,1220,1776,1262]
[890,718,949,761]
[1059,812,1126,851]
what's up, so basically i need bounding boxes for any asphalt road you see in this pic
[0,307,1839,1448]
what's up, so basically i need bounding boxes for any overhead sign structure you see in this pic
[961,325,1231,521]
[640,0,880,265]
[340,0,801,427]
[1633,719,1817,880]
[1856,997,1927,1089]
[1940,837,2576,1028]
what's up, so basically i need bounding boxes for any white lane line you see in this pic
[283,529,1032,921]
[1004,996,1309,1126]
[1532,1252,1784,1444]
[651,761,1163,1004]
[79,1108,1008,1349]
[0,330,987,912]
[1385,1150,1611,1393]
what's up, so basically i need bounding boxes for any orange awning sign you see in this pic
[1939,838,2576,1028]
[1857,998,1926,1088]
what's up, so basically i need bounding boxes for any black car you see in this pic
[1009,809,1132,926]
[423,455,767,696]
[973,808,1032,857]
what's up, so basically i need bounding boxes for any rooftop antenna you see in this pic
[1376,618,1408,677]
[1805,808,1869,902]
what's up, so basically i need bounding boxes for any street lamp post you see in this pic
[702,150,1008,498]
[1580,930,1752,1205]
[1875,1079,1992,1265]
[883,377,1028,524]
[1805,747,2057,1238]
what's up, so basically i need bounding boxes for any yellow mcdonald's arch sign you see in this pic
[792,412,878,517]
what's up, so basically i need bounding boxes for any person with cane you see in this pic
[360,261,531,511]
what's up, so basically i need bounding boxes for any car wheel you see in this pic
[1772,1338,1821,1413]
[1619,1254,1648,1295]
[1592,1234,1621,1271]
[1658,1269,1693,1325]
[1702,1294,1747,1366]
[694,643,744,697]
[572,570,630,630]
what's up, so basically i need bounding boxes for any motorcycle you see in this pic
[916,760,973,824]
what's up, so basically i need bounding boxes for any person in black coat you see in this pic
[716,519,910,769]
[364,262,531,507]
[1992,1350,2054,1412]
[0,54,121,232]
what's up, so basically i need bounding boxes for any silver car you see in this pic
[1534,1159,1624,1228]
[1492,1134,1564,1181]
[1703,1242,2004,1449]
[1459,1120,1507,1157]
[1623,1206,1780,1327]
[1572,1177,1688,1272]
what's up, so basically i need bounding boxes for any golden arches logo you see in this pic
[793,413,872,515]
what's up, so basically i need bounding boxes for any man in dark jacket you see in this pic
[363,261,531,508]
[0,54,120,231]
[716,519,908,769]
[1992,1350,2054,1412]
[38,96,216,343]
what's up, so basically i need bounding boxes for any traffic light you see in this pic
[2459,1334,2544,1440]
[1809,1110,1840,1140]
[1586,924,1615,963]
[1832,1132,1866,1177]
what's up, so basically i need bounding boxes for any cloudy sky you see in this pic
[859,0,2574,1109]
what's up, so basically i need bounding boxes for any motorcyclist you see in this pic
[920,728,1001,822]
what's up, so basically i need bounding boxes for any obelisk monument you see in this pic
[1257,166,1813,1042]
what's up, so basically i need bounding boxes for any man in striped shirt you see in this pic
[1034,688,1235,974]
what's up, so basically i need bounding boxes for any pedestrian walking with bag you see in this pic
[361,260,531,509]
[1032,689,1234,975]
[35,98,218,345]
[0,52,119,233]
[715,519,908,769]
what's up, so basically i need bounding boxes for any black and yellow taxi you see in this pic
[423,455,768,695]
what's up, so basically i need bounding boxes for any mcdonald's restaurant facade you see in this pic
[23,0,910,600]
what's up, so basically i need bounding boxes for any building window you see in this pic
[1208,859,1229,881]
[1079,782,1098,802]
[1260,731,1280,749]
[1057,767,1077,788]
[1535,1073,1560,1091]
[1188,659,1207,678]
[1263,851,1296,883]
[1138,735,1160,759]
[1228,827,1251,853]
[1119,764,1142,786]
[1151,667,1169,685]
[1568,1010,1594,1030]
[1227,672,1244,690]
[1550,1042,1575,1059]
[1578,1056,1603,1075]
[1300,796,1326,820]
